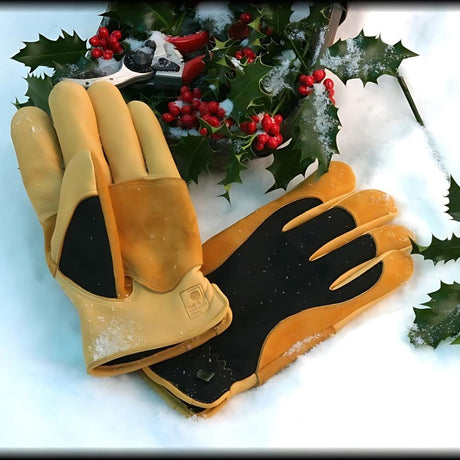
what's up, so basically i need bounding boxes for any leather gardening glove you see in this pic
[10,81,231,377]
[142,161,414,416]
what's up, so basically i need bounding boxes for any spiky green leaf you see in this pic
[24,74,54,114]
[267,147,315,192]
[320,31,418,84]
[282,87,340,176]
[227,58,273,122]
[412,234,460,263]
[409,282,460,348]
[218,153,248,202]
[101,1,179,35]
[168,133,215,184]
[447,176,460,221]
[12,30,87,72]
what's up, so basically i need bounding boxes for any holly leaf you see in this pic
[227,57,273,122]
[23,74,54,114]
[319,31,418,84]
[409,282,460,348]
[168,133,215,184]
[218,153,248,202]
[447,176,460,221]
[267,147,316,192]
[12,30,87,72]
[412,234,460,264]
[101,1,179,35]
[282,87,340,177]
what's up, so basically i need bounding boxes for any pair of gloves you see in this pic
[11,81,414,416]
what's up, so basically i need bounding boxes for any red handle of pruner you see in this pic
[182,54,206,85]
[165,30,209,55]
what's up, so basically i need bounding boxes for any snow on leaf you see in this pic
[283,84,340,175]
[320,31,418,84]
[409,282,460,348]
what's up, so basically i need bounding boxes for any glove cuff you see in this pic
[56,265,231,376]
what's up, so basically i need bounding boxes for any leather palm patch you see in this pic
[181,285,209,318]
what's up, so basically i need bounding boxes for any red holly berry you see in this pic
[299,74,314,86]
[269,123,280,135]
[168,102,181,117]
[91,48,103,59]
[89,35,100,47]
[274,114,283,125]
[251,114,260,123]
[102,49,113,60]
[112,44,124,54]
[192,87,202,99]
[182,91,193,103]
[235,50,244,60]
[107,35,119,49]
[217,107,226,119]
[257,133,268,145]
[266,136,279,150]
[298,85,313,96]
[161,113,175,123]
[97,27,109,39]
[240,12,252,24]
[323,78,334,90]
[203,115,220,127]
[198,102,209,115]
[199,127,208,136]
[254,142,265,152]
[208,101,219,114]
[313,69,326,82]
[181,104,192,115]
[111,30,122,40]
[265,26,273,36]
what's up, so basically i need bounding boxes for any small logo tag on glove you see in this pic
[180,285,209,318]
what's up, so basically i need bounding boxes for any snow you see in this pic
[2,1,460,453]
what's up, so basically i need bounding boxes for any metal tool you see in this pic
[63,31,208,89]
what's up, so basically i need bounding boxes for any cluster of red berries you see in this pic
[89,27,123,60]
[297,69,336,104]
[161,85,229,138]
[240,113,284,151]
[234,47,257,63]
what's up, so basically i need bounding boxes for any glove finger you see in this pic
[86,81,147,183]
[127,100,180,178]
[202,161,356,275]
[328,224,413,290]
[307,189,399,261]
[48,81,111,183]
[11,106,63,224]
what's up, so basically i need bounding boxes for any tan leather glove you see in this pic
[10,81,231,376]
[142,161,414,416]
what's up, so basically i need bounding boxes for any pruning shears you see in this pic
[63,30,209,89]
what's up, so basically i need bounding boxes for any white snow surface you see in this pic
[1,2,460,454]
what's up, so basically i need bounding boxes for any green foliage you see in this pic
[11,1,417,200]
[320,31,418,84]
[447,176,460,221]
[24,75,54,114]
[410,173,460,348]
[12,30,87,72]
[409,282,460,347]
[227,58,273,122]
[412,235,460,263]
